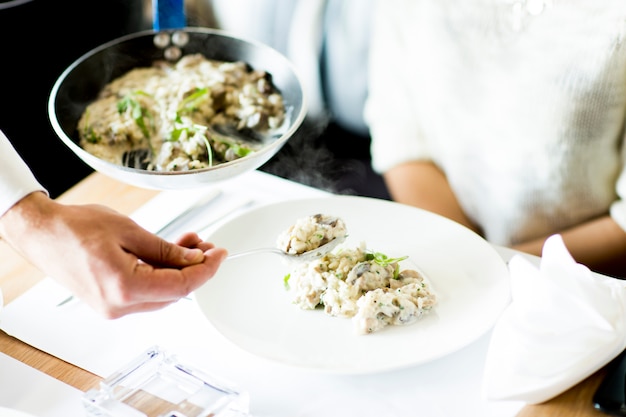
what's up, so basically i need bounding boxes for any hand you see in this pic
[0,191,228,318]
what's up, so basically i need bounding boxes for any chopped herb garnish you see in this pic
[365,252,408,267]
[283,273,291,290]
[169,115,213,166]
[366,251,408,279]
[177,87,210,114]
[117,91,154,138]
[80,110,100,144]
[202,135,213,166]
[230,143,252,158]
[84,127,100,144]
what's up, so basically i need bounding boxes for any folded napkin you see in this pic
[483,234,626,404]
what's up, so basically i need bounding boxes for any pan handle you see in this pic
[152,0,186,30]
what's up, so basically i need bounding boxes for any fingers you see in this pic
[146,232,225,268]
[91,219,228,316]
[174,232,204,247]
[158,232,226,267]
[183,246,229,289]
[127,246,228,304]
[122,228,210,268]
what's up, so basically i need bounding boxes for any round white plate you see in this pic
[195,196,511,374]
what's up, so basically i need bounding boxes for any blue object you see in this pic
[153,0,186,30]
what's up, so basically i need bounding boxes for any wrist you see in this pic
[0,191,52,242]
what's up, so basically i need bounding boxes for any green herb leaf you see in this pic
[117,92,154,138]
[177,87,209,115]
[202,135,213,167]
[366,251,408,279]
[168,115,214,167]
[82,124,100,144]
[283,273,291,290]
[231,144,252,158]
[365,252,408,267]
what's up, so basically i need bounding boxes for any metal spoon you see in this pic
[208,123,280,145]
[122,148,151,169]
[226,235,347,263]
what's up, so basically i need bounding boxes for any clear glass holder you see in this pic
[82,345,249,417]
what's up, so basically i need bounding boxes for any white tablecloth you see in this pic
[0,171,525,417]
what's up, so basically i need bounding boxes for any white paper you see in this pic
[0,352,83,417]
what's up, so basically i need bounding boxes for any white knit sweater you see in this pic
[366,0,626,246]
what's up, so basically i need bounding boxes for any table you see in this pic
[0,172,609,417]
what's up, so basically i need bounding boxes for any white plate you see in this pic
[194,196,511,374]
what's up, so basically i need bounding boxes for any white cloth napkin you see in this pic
[483,234,626,404]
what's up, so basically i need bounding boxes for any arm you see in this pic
[0,191,227,318]
[384,160,626,277]
[384,160,480,234]
[0,129,227,318]
[513,215,626,278]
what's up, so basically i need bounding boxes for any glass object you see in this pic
[83,346,249,417]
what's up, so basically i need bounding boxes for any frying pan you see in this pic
[48,2,306,190]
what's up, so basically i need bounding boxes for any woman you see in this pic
[365,1,626,276]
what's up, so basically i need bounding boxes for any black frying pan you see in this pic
[48,8,306,190]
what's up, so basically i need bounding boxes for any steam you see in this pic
[260,117,371,196]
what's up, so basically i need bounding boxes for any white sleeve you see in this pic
[0,129,48,217]
[364,0,432,174]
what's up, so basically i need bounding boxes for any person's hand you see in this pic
[0,191,228,318]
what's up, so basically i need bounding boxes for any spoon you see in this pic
[226,235,346,263]
[122,148,151,169]
[121,122,280,169]
[208,123,281,145]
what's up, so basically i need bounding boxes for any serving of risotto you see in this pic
[276,214,348,256]
[279,215,437,335]
[77,53,286,171]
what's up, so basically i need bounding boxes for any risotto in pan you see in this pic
[77,53,286,171]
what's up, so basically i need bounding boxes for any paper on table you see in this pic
[0,277,218,377]
[0,352,84,417]
[0,276,524,417]
[483,234,626,404]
